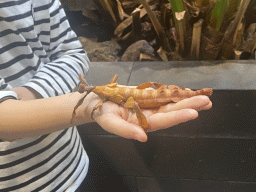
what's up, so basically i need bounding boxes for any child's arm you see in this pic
[13,86,43,100]
[0,92,99,141]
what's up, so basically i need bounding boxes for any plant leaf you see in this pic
[157,46,168,62]
[218,0,251,59]
[190,19,204,60]
[209,0,228,31]
[116,0,125,20]
[139,0,173,52]
[114,5,147,38]
[102,0,117,23]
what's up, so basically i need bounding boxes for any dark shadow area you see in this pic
[77,134,138,192]
[150,90,256,137]
[137,177,256,192]
[77,165,137,192]
[65,10,115,42]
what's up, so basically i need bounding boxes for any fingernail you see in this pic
[135,134,144,142]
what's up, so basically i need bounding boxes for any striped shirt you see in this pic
[0,0,90,191]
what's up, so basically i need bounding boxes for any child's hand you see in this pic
[92,95,212,142]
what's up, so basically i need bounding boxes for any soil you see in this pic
[78,37,122,62]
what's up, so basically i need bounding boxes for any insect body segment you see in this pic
[71,74,213,133]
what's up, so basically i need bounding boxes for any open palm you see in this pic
[93,95,212,142]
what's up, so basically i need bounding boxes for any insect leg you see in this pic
[109,74,118,83]
[124,96,149,134]
[91,99,106,120]
[70,90,93,124]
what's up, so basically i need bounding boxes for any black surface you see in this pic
[78,134,256,191]
[137,177,256,192]
[78,135,256,181]
[78,166,137,192]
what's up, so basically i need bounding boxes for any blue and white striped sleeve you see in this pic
[24,0,90,98]
[0,76,18,103]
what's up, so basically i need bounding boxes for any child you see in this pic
[0,0,212,191]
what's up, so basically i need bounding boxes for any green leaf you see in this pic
[210,0,229,31]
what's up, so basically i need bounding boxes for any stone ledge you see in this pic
[87,61,256,89]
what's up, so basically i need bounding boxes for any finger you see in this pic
[94,114,148,142]
[158,95,212,113]
[147,109,198,132]
[202,101,212,110]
